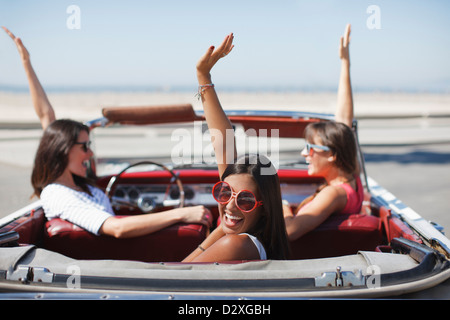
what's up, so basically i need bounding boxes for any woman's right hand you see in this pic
[196,33,234,83]
[339,24,351,63]
[178,205,213,227]
[2,26,30,63]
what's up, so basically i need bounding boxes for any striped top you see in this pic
[41,184,114,235]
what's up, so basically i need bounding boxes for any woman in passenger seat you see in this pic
[3,26,213,238]
[183,33,290,262]
[283,24,364,241]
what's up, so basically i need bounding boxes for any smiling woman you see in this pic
[218,156,287,260]
[32,119,95,195]
[3,26,213,239]
[31,119,114,235]
[182,34,290,262]
[283,24,364,241]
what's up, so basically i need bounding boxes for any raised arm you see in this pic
[3,27,55,130]
[196,33,235,177]
[335,24,353,128]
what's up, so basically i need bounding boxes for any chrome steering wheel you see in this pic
[105,161,184,213]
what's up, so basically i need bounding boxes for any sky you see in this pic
[0,0,449,92]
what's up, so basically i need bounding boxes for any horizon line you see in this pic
[0,84,448,94]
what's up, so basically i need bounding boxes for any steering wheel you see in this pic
[105,160,184,213]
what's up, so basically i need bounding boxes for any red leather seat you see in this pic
[289,214,382,259]
[0,208,45,245]
[44,217,206,262]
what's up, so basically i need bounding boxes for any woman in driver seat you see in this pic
[3,27,212,238]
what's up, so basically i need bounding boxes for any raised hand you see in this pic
[339,24,351,62]
[2,26,55,129]
[196,33,234,83]
[336,24,355,133]
[2,26,30,62]
[195,33,236,177]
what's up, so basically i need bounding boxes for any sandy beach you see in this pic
[1,91,449,125]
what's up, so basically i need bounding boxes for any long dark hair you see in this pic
[304,121,357,174]
[297,121,357,210]
[31,119,95,197]
[221,154,290,260]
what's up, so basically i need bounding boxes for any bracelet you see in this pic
[195,83,214,100]
[198,245,206,252]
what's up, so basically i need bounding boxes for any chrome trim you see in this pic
[0,201,42,229]
[368,177,450,257]
[221,109,336,121]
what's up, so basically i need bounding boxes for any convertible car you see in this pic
[1,104,449,299]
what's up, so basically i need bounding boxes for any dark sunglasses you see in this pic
[74,141,92,153]
[212,181,263,213]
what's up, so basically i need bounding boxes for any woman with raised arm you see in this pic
[183,34,290,262]
[283,24,363,241]
[3,27,212,238]
[2,27,55,130]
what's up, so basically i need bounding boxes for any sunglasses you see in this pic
[74,141,92,153]
[304,142,331,155]
[212,181,263,213]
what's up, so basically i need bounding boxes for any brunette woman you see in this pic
[183,34,290,262]
[283,24,364,241]
[4,26,212,237]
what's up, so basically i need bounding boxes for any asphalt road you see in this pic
[1,119,449,234]
[362,143,450,233]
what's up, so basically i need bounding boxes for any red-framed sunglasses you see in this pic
[212,181,263,213]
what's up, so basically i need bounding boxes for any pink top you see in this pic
[339,175,364,214]
[298,175,364,215]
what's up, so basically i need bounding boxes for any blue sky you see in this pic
[0,0,449,92]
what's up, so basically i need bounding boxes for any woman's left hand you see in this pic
[196,33,234,82]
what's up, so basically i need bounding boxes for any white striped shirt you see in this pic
[41,184,114,235]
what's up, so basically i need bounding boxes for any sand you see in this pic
[1,91,449,125]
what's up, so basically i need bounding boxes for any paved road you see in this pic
[362,143,450,233]
[1,118,449,234]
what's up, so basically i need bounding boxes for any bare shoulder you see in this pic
[317,185,346,199]
[216,233,252,247]
[312,185,347,212]
[212,234,260,260]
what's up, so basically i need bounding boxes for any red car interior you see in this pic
[44,218,206,262]
[0,167,420,263]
